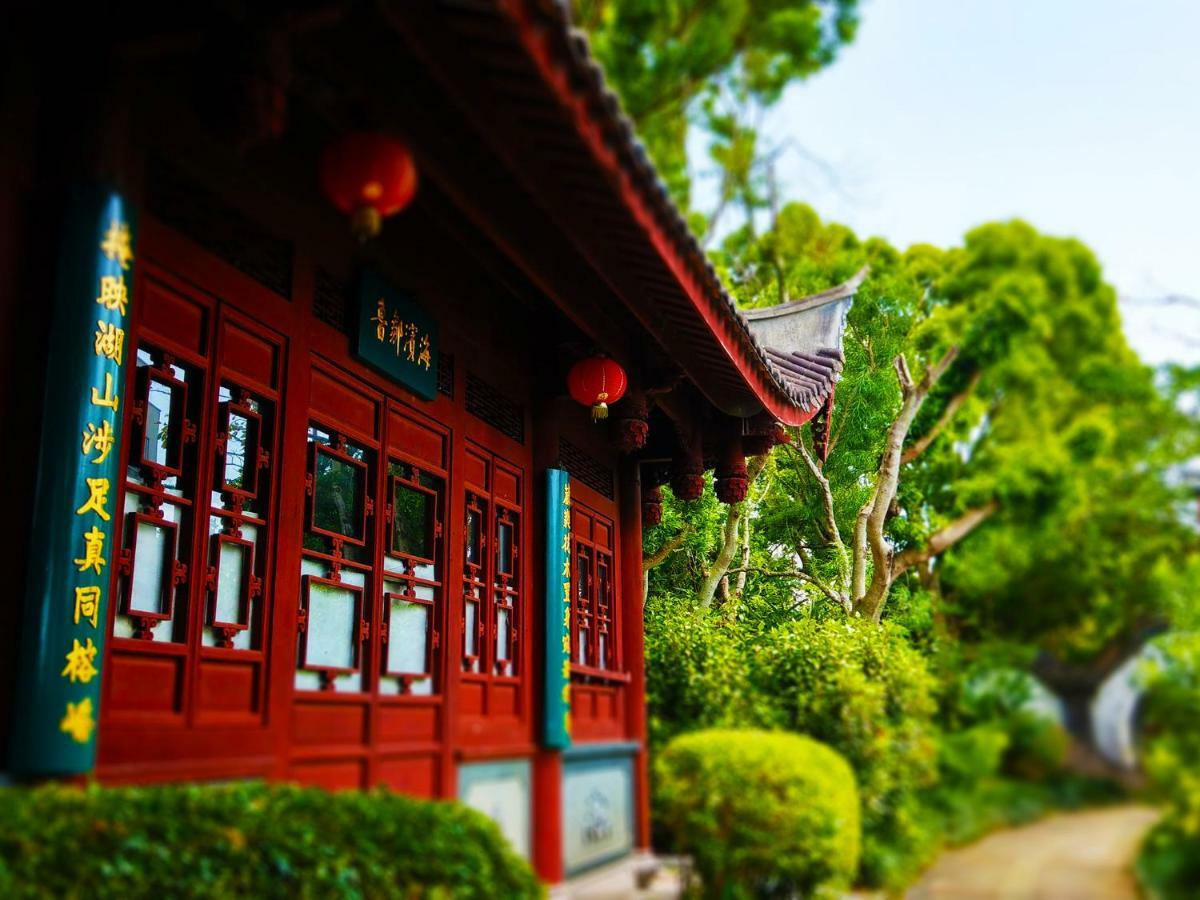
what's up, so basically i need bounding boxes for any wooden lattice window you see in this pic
[460,451,523,680]
[114,348,200,643]
[204,385,273,651]
[381,461,444,695]
[296,424,374,692]
[570,502,619,675]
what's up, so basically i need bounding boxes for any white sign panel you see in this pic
[459,759,532,859]
[563,755,634,874]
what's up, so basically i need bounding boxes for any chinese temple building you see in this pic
[0,2,856,889]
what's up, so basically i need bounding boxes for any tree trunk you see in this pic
[698,504,745,608]
[697,455,768,608]
[856,349,959,622]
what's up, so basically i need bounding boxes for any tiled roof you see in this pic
[741,268,867,410]
[516,1,860,420]
[406,1,861,423]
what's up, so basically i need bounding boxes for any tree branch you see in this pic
[643,525,691,573]
[902,369,982,465]
[856,346,960,622]
[891,501,999,579]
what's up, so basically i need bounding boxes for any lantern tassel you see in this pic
[351,206,383,242]
[591,401,609,421]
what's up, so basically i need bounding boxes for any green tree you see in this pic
[573,0,859,209]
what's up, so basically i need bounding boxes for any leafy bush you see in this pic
[0,782,543,899]
[656,729,859,899]
[1002,710,1068,781]
[1135,633,1200,898]
[750,618,939,889]
[644,596,759,750]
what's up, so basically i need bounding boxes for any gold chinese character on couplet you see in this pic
[76,477,111,521]
[61,637,99,684]
[91,372,119,411]
[60,697,96,743]
[81,421,116,464]
[100,219,134,270]
[74,586,102,628]
[96,275,129,316]
[73,526,106,575]
[94,320,125,364]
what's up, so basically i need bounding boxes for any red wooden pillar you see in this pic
[619,457,650,848]
[531,396,564,883]
[532,749,564,883]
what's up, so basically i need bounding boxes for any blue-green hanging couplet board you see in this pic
[9,189,135,775]
[543,469,573,749]
[353,267,438,400]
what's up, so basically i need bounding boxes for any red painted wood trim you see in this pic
[618,458,651,849]
[499,0,819,428]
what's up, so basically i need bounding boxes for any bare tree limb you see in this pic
[891,501,999,579]
[642,524,691,608]
[902,369,983,465]
[643,526,691,572]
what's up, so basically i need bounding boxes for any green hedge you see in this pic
[750,618,939,889]
[0,782,543,899]
[656,728,859,899]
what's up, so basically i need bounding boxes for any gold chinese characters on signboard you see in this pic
[369,298,432,370]
[56,215,132,745]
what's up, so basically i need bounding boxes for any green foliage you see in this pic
[573,0,859,206]
[1003,711,1069,782]
[645,605,943,890]
[643,595,757,750]
[751,618,939,888]
[1136,634,1200,898]
[0,782,542,900]
[656,729,859,899]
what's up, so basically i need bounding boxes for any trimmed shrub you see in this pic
[656,728,859,899]
[0,782,543,899]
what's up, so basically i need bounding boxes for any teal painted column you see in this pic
[9,189,136,776]
[543,468,572,749]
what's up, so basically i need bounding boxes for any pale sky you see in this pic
[725,0,1200,365]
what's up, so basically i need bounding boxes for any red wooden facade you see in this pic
[1,2,841,887]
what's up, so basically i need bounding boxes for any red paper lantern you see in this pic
[567,356,627,421]
[320,132,418,240]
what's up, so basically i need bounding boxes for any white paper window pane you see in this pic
[577,629,589,666]
[496,607,510,661]
[598,633,608,670]
[413,583,435,602]
[388,599,429,674]
[413,561,436,581]
[214,542,248,625]
[464,599,478,656]
[306,581,358,670]
[130,520,173,614]
[409,677,433,696]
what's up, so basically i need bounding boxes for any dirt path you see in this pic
[906,805,1159,899]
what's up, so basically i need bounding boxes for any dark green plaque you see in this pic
[353,268,438,400]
